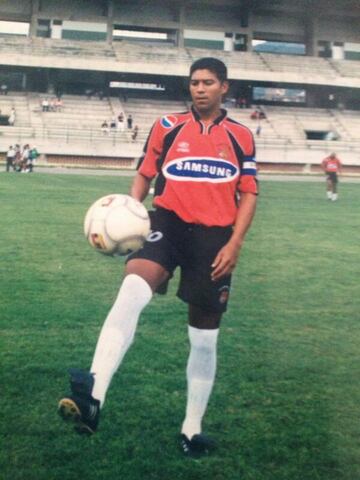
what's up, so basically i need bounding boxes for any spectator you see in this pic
[50,98,56,112]
[117,113,125,132]
[250,107,266,120]
[85,88,93,100]
[20,144,30,172]
[110,118,117,130]
[27,146,39,173]
[0,83,8,95]
[6,145,16,172]
[132,125,139,142]
[55,97,63,112]
[13,144,22,171]
[236,96,247,109]
[255,124,262,136]
[127,114,133,129]
[8,108,16,126]
[42,98,49,112]
[101,120,109,135]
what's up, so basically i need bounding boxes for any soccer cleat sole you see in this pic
[58,398,95,435]
[58,398,81,421]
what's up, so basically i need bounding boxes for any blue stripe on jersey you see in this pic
[241,168,257,176]
[243,155,256,162]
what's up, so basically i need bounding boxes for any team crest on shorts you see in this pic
[218,286,230,304]
[161,115,178,129]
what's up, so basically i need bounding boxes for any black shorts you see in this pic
[127,208,233,313]
[327,172,338,183]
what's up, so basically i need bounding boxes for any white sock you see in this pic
[327,191,332,199]
[90,274,152,407]
[332,193,338,201]
[181,326,219,439]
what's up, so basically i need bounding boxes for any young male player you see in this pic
[321,152,342,201]
[58,57,258,457]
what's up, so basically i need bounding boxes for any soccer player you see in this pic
[58,57,258,458]
[321,152,342,201]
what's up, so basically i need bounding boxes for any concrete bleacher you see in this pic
[122,97,188,142]
[0,35,116,59]
[0,92,359,172]
[259,53,337,77]
[0,92,30,126]
[0,35,360,88]
[330,59,360,78]
[113,41,190,66]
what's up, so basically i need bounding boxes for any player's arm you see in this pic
[211,192,257,282]
[130,172,152,202]
[338,159,342,174]
[130,119,163,202]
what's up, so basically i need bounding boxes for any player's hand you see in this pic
[211,241,241,282]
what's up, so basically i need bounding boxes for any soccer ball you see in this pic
[84,194,150,256]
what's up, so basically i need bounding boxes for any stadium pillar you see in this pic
[246,30,253,52]
[29,0,40,38]
[177,4,185,48]
[305,16,317,57]
[106,0,114,43]
[22,73,27,91]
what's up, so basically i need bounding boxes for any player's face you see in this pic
[189,69,229,117]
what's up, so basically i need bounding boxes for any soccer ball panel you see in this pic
[84,194,150,256]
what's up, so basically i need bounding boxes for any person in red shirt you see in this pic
[321,152,342,201]
[58,58,258,457]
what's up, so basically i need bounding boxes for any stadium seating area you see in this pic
[0,35,359,87]
[0,35,116,59]
[0,91,359,171]
[2,91,359,147]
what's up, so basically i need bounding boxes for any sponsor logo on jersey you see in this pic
[163,157,239,183]
[161,115,178,129]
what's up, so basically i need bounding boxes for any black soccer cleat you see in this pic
[58,368,100,435]
[180,433,216,458]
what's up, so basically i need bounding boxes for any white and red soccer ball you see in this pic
[84,194,150,256]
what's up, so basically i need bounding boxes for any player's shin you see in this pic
[182,326,219,439]
[90,274,152,406]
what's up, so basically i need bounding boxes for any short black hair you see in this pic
[189,57,227,82]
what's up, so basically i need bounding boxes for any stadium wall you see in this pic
[1,0,359,52]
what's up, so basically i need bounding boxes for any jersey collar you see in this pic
[191,105,227,125]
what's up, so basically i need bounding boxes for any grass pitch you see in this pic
[1,172,360,480]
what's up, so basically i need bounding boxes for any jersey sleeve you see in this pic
[137,119,164,179]
[238,132,258,195]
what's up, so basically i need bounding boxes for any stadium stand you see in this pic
[1,35,360,87]
[0,0,359,172]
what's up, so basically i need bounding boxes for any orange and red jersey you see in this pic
[322,155,342,173]
[137,107,258,227]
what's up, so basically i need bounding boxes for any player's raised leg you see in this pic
[58,259,169,434]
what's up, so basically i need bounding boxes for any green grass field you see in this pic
[1,172,360,480]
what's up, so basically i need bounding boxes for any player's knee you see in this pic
[125,259,169,292]
[188,304,222,330]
